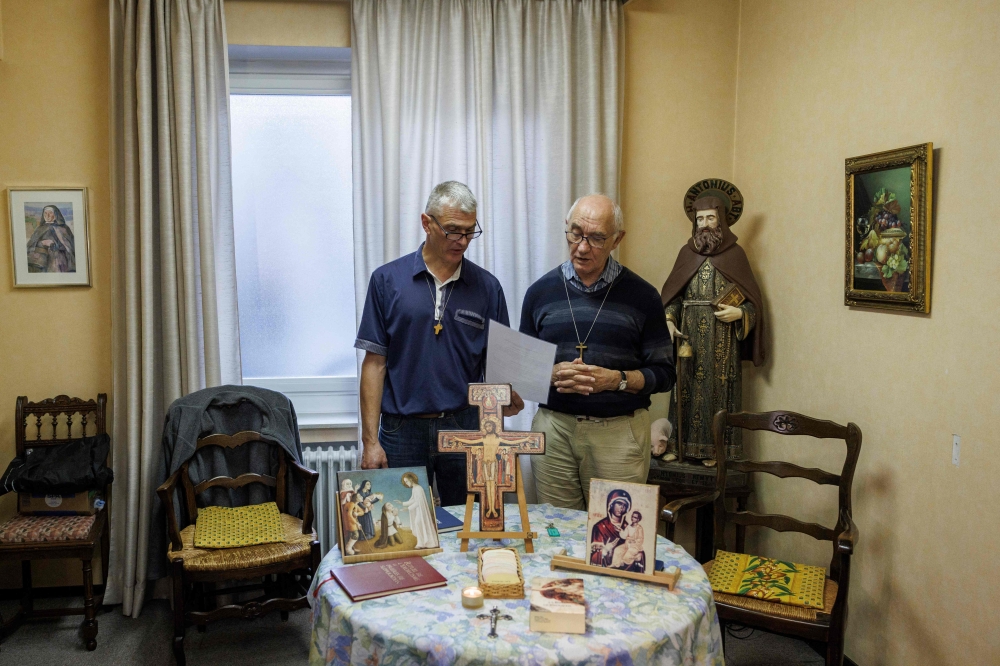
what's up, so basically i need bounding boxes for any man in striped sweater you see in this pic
[519,194,675,510]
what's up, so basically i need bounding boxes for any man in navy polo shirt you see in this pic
[355,181,524,506]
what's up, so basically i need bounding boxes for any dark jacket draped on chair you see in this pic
[148,385,304,580]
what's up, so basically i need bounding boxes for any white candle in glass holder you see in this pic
[461,586,484,609]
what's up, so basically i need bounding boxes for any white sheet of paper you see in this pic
[485,320,557,405]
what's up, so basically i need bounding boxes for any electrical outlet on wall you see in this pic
[952,434,960,467]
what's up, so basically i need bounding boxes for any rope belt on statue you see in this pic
[681,300,713,307]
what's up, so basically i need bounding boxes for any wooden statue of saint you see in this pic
[659,180,767,463]
[438,384,544,535]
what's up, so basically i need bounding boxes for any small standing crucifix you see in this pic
[477,607,513,639]
[438,384,545,533]
[575,342,587,360]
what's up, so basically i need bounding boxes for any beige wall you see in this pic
[625,0,1000,663]
[0,0,112,587]
[620,0,741,425]
[225,0,350,47]
[733,1,1000,663]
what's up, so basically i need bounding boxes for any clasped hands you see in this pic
[552,359,620,395]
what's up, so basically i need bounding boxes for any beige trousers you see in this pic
[531,407,651,511]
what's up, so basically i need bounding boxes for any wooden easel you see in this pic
[456,462,537,552]
[437,384,545,553]
[549,550,682,590]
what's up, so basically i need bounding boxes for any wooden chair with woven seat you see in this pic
[661,409,861,666]
[156,430,319,666]
[0,394,111,651]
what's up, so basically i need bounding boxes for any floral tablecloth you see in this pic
[308,503,723,666]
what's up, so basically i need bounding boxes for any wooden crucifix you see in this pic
[438,384,545,552]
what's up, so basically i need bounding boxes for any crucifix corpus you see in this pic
[438,383,545,553]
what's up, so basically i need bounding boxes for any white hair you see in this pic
[565,194,623,234]
[425,181,478,217]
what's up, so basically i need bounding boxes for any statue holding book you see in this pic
[659,180,767,463]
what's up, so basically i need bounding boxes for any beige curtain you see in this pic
[351,0,622,483]
[107,0,241,617]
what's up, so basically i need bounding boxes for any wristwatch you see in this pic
[617,370,628,392]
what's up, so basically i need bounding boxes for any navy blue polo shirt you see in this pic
[354,244,510,416]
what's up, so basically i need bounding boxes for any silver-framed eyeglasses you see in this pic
[430,215,483,241]
[565,230,615,249]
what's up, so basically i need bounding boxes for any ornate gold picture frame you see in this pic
[845,144,933,312]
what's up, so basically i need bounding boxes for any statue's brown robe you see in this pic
[660,223,766,459]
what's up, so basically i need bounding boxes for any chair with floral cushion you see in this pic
[0,394,111,651]
[661,409,861,666]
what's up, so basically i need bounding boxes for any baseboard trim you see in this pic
[0,584,105,601]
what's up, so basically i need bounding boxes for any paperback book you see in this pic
[529,577,586,634]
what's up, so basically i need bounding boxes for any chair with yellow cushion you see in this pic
[157,431,319,666]
[661,410,861,666]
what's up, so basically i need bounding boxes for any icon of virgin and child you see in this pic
[338,469,438,556]
[589,489,648,573]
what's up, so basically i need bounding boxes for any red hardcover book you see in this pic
[330,556,447,602]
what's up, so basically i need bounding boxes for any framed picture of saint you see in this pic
[7,187,92,287]
[334,466,443,564]
[845,144,933,312]
[586,479,659,575]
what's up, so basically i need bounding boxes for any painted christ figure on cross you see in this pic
[438,384,545,532]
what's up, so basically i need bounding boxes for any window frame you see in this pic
[229,45,356,429]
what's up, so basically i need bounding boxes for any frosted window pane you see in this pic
[231,95,355,378]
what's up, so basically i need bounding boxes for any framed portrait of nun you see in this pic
[7,187,92,287]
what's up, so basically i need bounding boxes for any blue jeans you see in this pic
[378,406,479,507]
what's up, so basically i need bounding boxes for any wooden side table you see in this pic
[648,458,751,563]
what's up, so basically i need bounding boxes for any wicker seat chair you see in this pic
[661,409,861,666]
[0,394,111,651]
[157,431,319,666]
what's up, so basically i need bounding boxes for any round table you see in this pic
[308,503,723,665]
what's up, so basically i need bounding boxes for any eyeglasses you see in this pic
[565,230,615,249]
[429,215,482,241]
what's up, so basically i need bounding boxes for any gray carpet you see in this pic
[1,596,827,665]
[0,597,312,665]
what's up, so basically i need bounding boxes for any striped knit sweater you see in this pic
[519,264,675,418]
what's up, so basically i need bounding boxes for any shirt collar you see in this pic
[561,255,622,292]
[413,242,466,283]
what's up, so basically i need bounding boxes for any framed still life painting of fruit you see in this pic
[844,143,933,312]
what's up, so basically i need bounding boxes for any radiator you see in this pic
[302,445,357,555]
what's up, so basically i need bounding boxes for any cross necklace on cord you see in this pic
[424,274,456,335]
[561,273,616,362]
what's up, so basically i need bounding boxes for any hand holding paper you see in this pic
[485,320,557,405]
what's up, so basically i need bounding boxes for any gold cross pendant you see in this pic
[434,322,443,335]
[575,343,587,361]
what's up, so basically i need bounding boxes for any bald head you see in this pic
[564,193,626,287]
[565,194,623,235]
